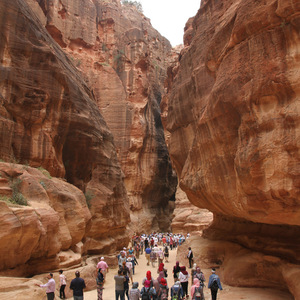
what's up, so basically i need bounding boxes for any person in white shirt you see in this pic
[59,270,67,299]
[178,266,190,298]
[36,273,56,300]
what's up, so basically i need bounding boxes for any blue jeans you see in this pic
[116,290,125,300]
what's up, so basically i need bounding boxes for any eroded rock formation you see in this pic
[162,0,300,297]
[171,187,213,233]
[34,0,177,231]
[0,0,130,273]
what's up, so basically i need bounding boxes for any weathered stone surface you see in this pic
[162,0,300,297]
[0,162,90,275]
[171,187,213,233]
[0,0,130,270]
[35,0,177,231]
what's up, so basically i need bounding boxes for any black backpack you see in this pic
[142,288,151,300]
[211,279,218,291]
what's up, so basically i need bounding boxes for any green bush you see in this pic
[84,191,94,209]
[122,0,143,12]
[37,167,52,179]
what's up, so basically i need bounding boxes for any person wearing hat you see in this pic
[126,258,133,283]
[70,271,86,300]
[97,257,109,280]
[208,268,222,300]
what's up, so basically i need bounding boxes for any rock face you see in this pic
[162,0,300,297]
[171,187,213,233]
[0,0,130,273]
[34,0,177,231]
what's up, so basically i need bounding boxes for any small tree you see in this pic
[122,0,143,13]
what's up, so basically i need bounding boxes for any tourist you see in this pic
[118,251,127,269]
[157,262,167,279]
[123,270,130,300]
[170,281,183,300]
[191,278,204,300]
[97,257,109,280]
[208,268,222,300]
[173,261,181,283]
[157,277,169,299]
[59,270,67,299]
[194,267,205,289]
[129,282,141,300]
[187,247,194,268]
[125,258,133,283]
[191,263,197,285]
[36,272,55,300]
[141,279,156,299]
[150,250,157,267]
[142,270,154,286]
[145,245,152,266]
[114,269,126,300]
[179,266,190,298]
[164,245,169,262]
[70,271,86,300]
[96,268,104,300]
[157,248,164,265]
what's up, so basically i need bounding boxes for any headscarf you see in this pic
[193,278,200,287]
[176,261,180,268]
[144,280,151,288]
[160,278,167,286]
[146,270,152,281]
[157,271,164,282]
[193,263,197,269]
[159,263,164,272]
[180,266,188,275]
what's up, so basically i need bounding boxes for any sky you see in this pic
[138,0,201,47]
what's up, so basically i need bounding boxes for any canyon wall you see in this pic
[34,0,177,231]
[0,0,130,274]
[162,0,300,297]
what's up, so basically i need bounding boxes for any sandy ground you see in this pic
[67,244,293,300]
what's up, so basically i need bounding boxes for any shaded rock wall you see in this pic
[162,0,300,297]
[0,0,130,273]
[34,0,177,231]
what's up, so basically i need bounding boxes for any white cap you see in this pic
[101,257,104,260]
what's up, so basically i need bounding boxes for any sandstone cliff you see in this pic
[0,0,130,274]
[162,0,300,297]
[34,0,177,231]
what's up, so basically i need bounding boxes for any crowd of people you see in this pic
[36,232,223,300]
[110,233,222,300]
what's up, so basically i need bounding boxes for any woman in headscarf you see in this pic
[158,263,168,278]
[178,266,190,297]
[142,270,154,286]
[141,279,156,299]
[190,277,204,300]
[158,277,169,300]
[173,261,181,283]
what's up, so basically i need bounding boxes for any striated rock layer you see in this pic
[35,0,177,231]
[0,0,130,274]
[162,0,300,297]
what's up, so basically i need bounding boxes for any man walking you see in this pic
[145,245,152,266]
[187,247,193,268]
[208,268,223,300]
[36,273,55,300]
[114,269,126,300]
[70,271,86,300]
[97,257,109,280]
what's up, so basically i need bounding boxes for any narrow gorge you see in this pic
[0,0,299,299]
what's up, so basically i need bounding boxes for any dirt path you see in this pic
[67,244,293,300]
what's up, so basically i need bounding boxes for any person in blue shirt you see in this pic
[208,268,223,300]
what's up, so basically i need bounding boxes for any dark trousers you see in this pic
[115,290,125,300]
[47,292,55,300]
[189,257,193,268]
[60,285,66,298]
[211,288,218,300]
[181,281,188,297]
